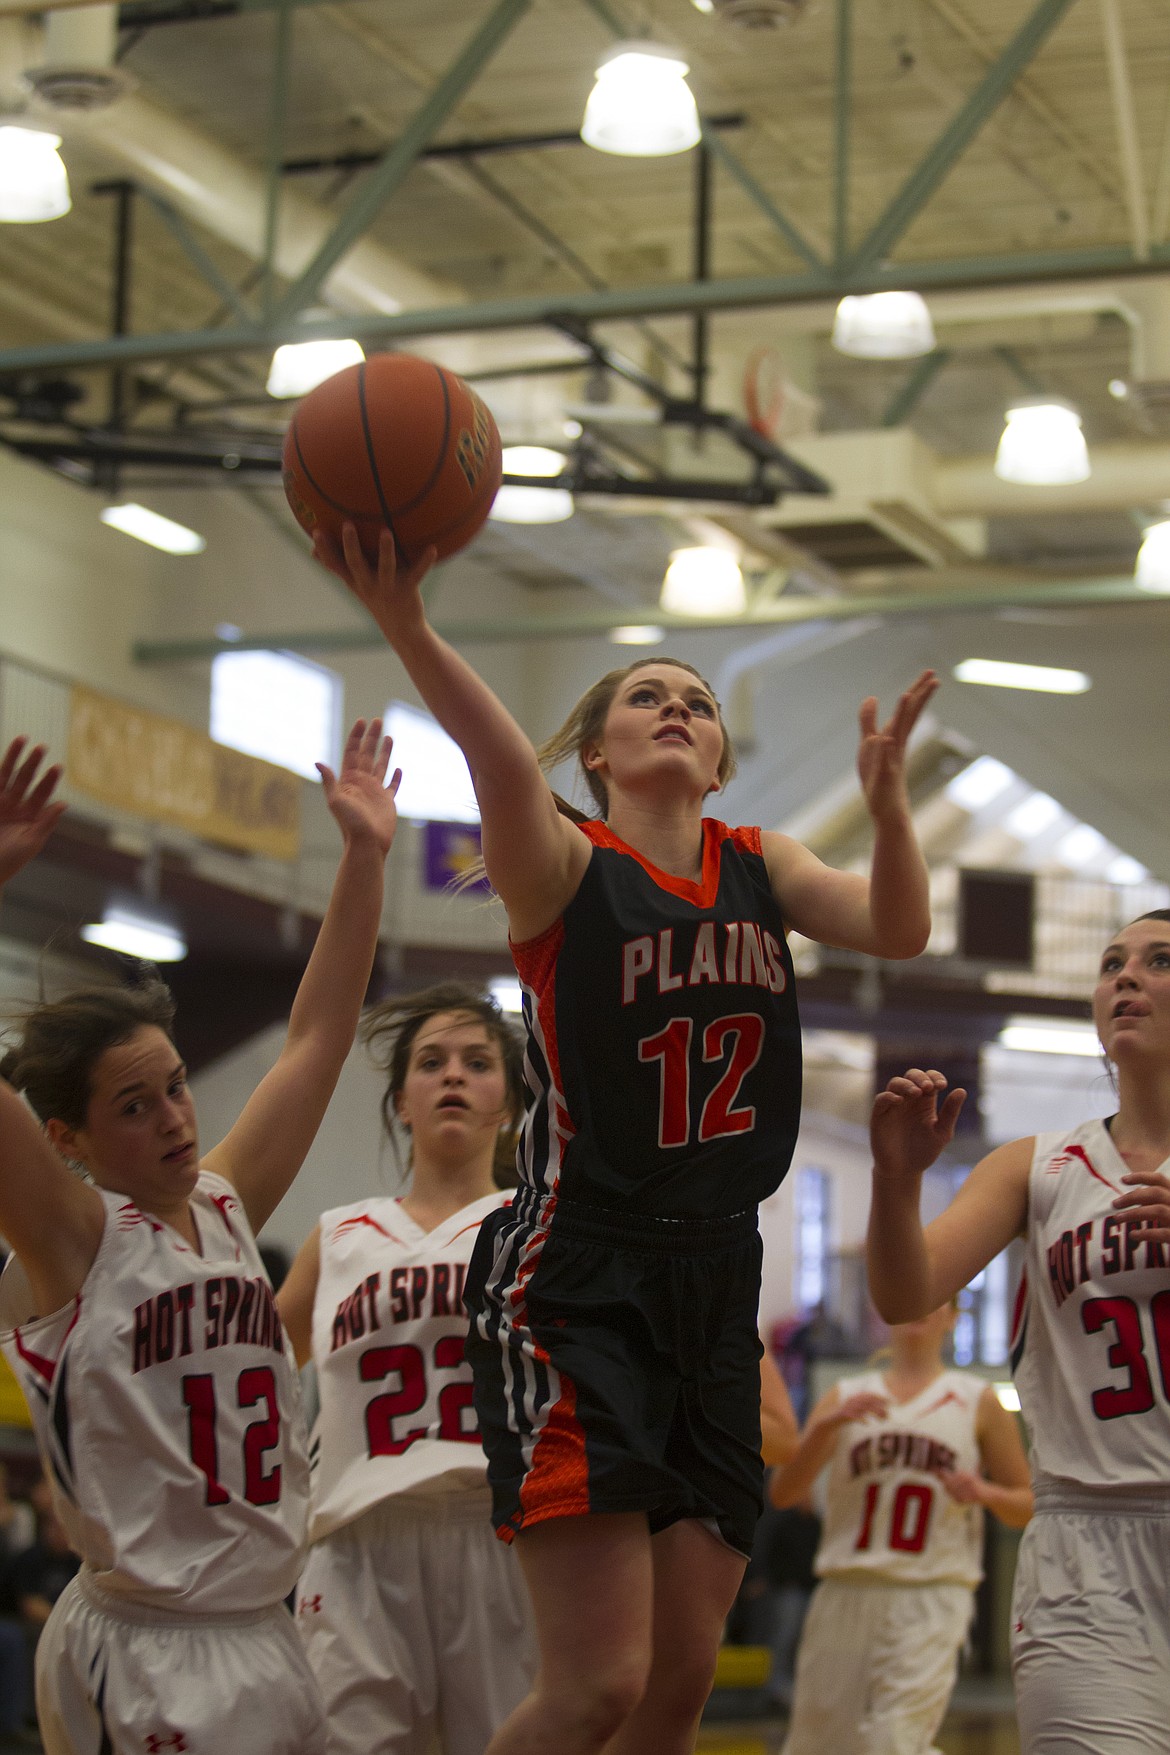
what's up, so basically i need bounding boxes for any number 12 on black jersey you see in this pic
[638,1012,765,1149]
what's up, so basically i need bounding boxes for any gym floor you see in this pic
[698,1679,1022,1755]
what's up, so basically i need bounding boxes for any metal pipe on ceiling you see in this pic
[132,575,1163,662]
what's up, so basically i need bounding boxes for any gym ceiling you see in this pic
[0,0,1168,905]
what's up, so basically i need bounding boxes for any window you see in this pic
[211,650,340,781]
[384,702,479,824]
[795,1166,830,1313]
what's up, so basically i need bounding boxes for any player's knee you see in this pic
[561,1652,649,1741]
[652,1636,722,1724]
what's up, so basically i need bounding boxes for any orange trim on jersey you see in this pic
[579,817,751,909]
[512,918,576,1188]
[515,1364,591,1530]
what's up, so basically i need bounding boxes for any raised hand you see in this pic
[312,524,438,651]
[1111,1169,1170,1247]
[0,738,66,888]
[857,670,938,824]
[317,718,401,857]
[871,1068,966,1181]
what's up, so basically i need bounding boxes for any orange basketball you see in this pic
[282,353,502,564]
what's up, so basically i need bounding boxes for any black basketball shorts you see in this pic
[463,1187,765,1558]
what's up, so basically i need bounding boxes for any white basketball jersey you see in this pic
[308,1191,509,1542]
[0,1171,309,1614]
[814,1367,984,1586]
[1014,1118,1170,1490]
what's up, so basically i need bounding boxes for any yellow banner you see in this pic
[68,686,301,862]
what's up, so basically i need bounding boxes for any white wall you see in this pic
[190,1022,403,1258]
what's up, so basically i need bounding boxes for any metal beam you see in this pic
[261,0,295,316]
[834,0,851,269]
[137,191,255,323]
[1099,0,1150,261]
[881,349,951,427]
[134,575,1165,662]
[6,243,1170,377]
[282,116,746,176]
[849,0,1080,274]
[700,130,824,273]
[269,0,532,323]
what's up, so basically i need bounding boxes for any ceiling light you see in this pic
[1006,791,1062,841]
[660,547,746,617]
[1106,853,1149,885]
[100,503,206,555]
[610,625,666,645]
[690,0,715,10]
[266,336,364,399]
[994,1382,1021,1411]
[944,755,1015,812]
[1055,823,1106,869]
[998,1019,1100,1057]
[994,400,1090,485]
[1108,378,1129,399]
[489,975,524,1014]
[581,45,701,157]
[831,292,935,359]
[1135,519,1170,593]
[0,125,71,223]
[81,907,187,963]
[490,445,574,524]
[953,659,1089,695]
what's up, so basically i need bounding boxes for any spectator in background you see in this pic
[10,1478,79,1642]
[0,1465,40,1750]
[0,1462,34,1562]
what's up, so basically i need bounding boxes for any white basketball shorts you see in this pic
[296,1492,536,1755]
[781,1574,973,1755]
[1012,1487,1170,1755]
[37,1573,326,1755]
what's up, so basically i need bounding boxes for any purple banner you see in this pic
[422,819,491,893]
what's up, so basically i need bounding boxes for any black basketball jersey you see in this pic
[512,818,802,1218]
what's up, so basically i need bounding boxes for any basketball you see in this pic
[282,353,503,564]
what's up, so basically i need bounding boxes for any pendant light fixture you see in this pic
[581,44,701,157]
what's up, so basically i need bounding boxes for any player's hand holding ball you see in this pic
[314,524,438,654]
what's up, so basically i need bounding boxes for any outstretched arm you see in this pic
[762,670,936,958]
[0,739,105,1314]
[202,720,400,1233]
[867,1068,1030,1322]
[769,1384,889,1507]
[941,1385,1033,1529]
[315,526,589,941]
